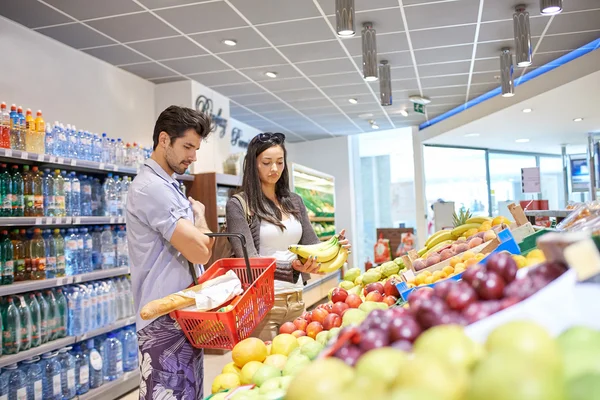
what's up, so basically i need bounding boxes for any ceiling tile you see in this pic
[411,24,476,50]
[162,55,229,74]
[322,83,371,97]
[219,48,287,69]
[478,16,547,42]
[390,66,417,80]
[257,18,333,46]
[296,58,358,75]
[535,31,599,53]
[310,72,366,86]
[310,113,351,124]
[428,94,468,102]
[414,43,474,64]
[155,2,246,34]
[189,70,250,86]
[120,62,174,79]
[302,107,345,117]
[191,27,269,54]
[317,0,400,14]
[37,23,115,49]
[469,82,499,93]
[470,71,500,84]
[481,1,543,22]
[337,95,381,110]
[229,0,320,24]
[473,57,502,72]
[214,82,265,96]
[528,51,571,68]
[327,7,405,35]
[548,10,600,35]
[425,85,468,97]
[0,0,72,29]
[421,74,469,88]
[129,36,205,60]
[83,44,148,65]
[279,41,346,63]
[137,0,215,9]
[342,32,409,56]
[259,77,314,92]
[44,0,143,20]
[418,60,471,76]
[87,12,177,42]
[150,76,188,84]
[405,0,480,30]
[287,97,333,109]
[234,93,280,106]
[245,65,302,81]
[353,51,413,67]
[563,0,600,12]
[390,79,421,92]
[476,38,539,59]
[278,88,325,102]
[248,102,296,113]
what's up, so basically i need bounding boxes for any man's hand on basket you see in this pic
[292,256,324,275]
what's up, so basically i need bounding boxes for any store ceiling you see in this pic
[1,0,599,142]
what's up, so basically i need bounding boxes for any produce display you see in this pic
[295,187,334,218]
[288,235,348,273]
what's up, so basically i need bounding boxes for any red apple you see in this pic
[280,322,296,335]
[323,313,342,330]
[445,282,478,311]
[311,308,329,324]
[293,317,308,332]
[323,303,334,313]
[331,301,349,316]
[365,291,383,302]
[473,270,506,300]
[301,311,312,323]
[331,288,348,303]
[345,294,362,308]
[306,321,324,339]
[292,330,307,338]
[365,282,385,295]
[383,295,398,307]
[383,278,401,297]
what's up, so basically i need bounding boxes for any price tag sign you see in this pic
[74,275,82,283]
[56,277,66,285]
[37,154,45,161]
[35,217,42,225]
[521,167,541,193]
[45,217,52,224]
[118,217,125,224]
[99,163,105,170]
[55,217,62,224]
[110,217,116,224]
[58,157,64,164]
[74,217,81,224]
[70,159,77,166]
[21,152,29,160]
[113,165,119,172]
[49,156,57,163]
[5,149,12,157]
[65,217,72,224]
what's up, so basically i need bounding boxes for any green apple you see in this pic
[286,358,355,400]
[300,341,324,360]
[252,365,281,387]
[355,348,407,388]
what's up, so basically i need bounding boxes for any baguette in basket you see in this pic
[140,270,243,320]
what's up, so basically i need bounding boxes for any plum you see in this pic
[412,259,427,271]
[415,297,449,329]
[446,281,478,311]
[433,280,456,300]
[426,254,441,267]
[473,270,506,300]
[462,264,485,284]
[440,249,455,261]
[463,301,501,324]
[334,344,362,366]
[359,329,389,352]
[388,315,422,343]
[485,252,518,283]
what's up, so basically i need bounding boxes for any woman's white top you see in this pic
[259,215,304,295]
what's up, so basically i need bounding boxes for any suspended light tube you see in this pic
[362,22,378,82]
[540,0,563,15]
[379,60,392,106]
[513,5,532,67]
[335,0,355,37]
[500,48,515,98]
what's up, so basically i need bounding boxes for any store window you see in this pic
[488,152,537,217]
[539,156,565,209]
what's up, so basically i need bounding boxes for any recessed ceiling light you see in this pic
[522,108,532,113]
[264,71,278,78]
[348,98,358,104]
[464,133,480,137]
[515,138,530,143]
[222,39,237,46]
[398,109,409,117]
[409,95,431,105]
[573,117,584,122]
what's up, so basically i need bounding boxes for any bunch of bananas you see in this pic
[289,235,348,274]
[421,216,493,253]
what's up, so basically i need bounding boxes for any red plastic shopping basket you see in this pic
[170,233,276,350]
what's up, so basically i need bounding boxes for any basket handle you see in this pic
[205,232,252,280]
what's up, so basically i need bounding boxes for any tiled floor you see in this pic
[117,351,232,400]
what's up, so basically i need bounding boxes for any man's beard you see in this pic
[165,149,187,175]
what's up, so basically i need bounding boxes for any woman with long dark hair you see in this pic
[226,132,350,341]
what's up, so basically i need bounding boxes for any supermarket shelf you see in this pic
[304,271,339,292]
[0,216,126,226]
[0,267,130,296]
[310,216,335,222]
[176,174,194,181]
[524,210,573,218]
[78,370,139,400]
[0,316,137,368]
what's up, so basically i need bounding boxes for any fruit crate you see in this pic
[518,228,554,256]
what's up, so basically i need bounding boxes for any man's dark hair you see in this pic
[153,105,212,150]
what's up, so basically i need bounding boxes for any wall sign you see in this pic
[231,127,249,149]
[195,94,228,137]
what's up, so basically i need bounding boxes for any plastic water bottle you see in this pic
[124,277,134,317]
[41,352,62,400]
[116,226,128,268]
[42,169,54,217]
[1,297,20,354]
[41,290,56,341]
[27,293,41,348]
[120,176,130,213]
[62,171,71,216]
[4,363,26,400]
[95,282,107,327]
[44,229,56,279]
[122,327,138,372]
[57,123,67,157]
[69,173,80,217]
[91,227,102,270]
[91,134,100,162]
[52,229,65,278]
[107,280,117,324]
[86,131,94,161]
[114,279,125,321]
[86,339,104,389]
[54,288,68,339]
[77,284,91,334]
[100,226,115,270]
[102,174,117,217]
[91,178,102,216]
[65,286,82,336]
[100,134,109,163]
[57,347,76,400]
[71,344,90,395]
[35,292,49,344]
[1,229,14,285]
[15,295,32,351]
[103,333,123,382]
[0,368,8,400]
[44,123,54,157]
[108,139,116,164]
[85,283,97,330]
[80,176,92,216]
[64,229,78,275]
[113,176,122,216]
[52,170,64,217]
[21,356,43,400]
[74,229,83,274]
[80,228,92,273]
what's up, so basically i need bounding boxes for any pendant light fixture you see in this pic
[362,22,378,82]
[540,0,563,15]
[335,0,355,37]
[500,48,515,98]
[379,60,392,106]
[513,5,532,67]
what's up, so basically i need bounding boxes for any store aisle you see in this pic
[117,351,232,399]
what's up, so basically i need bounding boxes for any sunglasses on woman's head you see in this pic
[257,132,285,144]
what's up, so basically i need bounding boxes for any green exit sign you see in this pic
[414,103,425,114]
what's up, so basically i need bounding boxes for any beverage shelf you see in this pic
[0,216,127,226]
[0,316,137,368]
[78,370,140,400]
[0,267,130,296]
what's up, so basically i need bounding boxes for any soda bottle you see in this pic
[11,165,24,216]
[1,297,20,354]
[72,344,90,395]
[4,363,26,400]
[43,168,54,217]
[11,229,26,282]
[65,229,78,276]
[44,229,56,279]
[23,229,32,280]
[22,356,44,400]
[54,288,68,339]
[0,102,10,148]
[35,110,45,154]
[0,164,11,216]
[1,230,14,285]
[9,105,21,150]
[27,293,41,348]
[41,352,62,400]
[25,109,36,153]
[15,295,32,351]
[18,106,26,152]
[36,292,50,344]
[43,290,58,341]
[53,170,65,217]
[23,165,34,217]
[53,229,65,277]
[30,228,46,280]
[31,167,44,217]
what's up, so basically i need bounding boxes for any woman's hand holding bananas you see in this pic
[289,230,351,274]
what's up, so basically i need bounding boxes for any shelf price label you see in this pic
[70,159,77,166]
[45,217,53,224]
[110,217,116,224]
[35,217,42,225]
[74,217,81,224]
[5,149,12,157]
[37,154,45,161]
[21,152,29,160]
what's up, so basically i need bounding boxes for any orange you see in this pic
[442,266,455,275]
[449,257,460,268]
[232,338,268,368]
